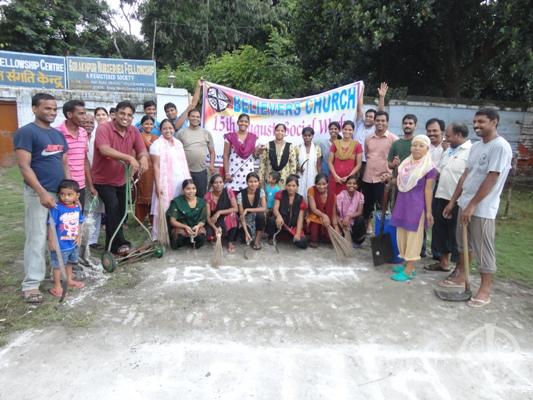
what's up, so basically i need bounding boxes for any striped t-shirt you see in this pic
[57,122,88,189]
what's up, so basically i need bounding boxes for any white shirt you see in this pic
[457,136,512,219]
[435,140,472,200]
[430,142,444,167]
[354,119,375,162]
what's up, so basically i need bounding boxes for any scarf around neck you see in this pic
[334,139,357,160]
[269,141,291,171]
[224,131,257,159]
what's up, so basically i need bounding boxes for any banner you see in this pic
[0,50,66,90]
[67,56,156,93]
[202,81,361,163]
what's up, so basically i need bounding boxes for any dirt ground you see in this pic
[1,242,532,400]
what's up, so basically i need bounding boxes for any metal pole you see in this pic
[152,20,158,60]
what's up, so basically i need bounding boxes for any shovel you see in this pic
[434,224,472,301]
[371,182,393,266]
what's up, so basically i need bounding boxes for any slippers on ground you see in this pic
[252,243,262,250]
[48,287,64,298]
[467,297,491,308]
[424,262,452,272]
[68,281,85,289]
[438,279,465,288]
[22,289,43,304]
[116,245,130,256]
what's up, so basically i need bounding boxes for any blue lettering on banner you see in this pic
[234,96,241,113]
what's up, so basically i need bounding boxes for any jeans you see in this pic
[22,185,56,291]
[94,184,129,253]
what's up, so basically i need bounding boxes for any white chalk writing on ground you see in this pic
[162,265,367,284]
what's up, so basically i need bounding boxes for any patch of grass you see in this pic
[495,188,533,286]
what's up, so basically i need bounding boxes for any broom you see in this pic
[211,228,223,268]
[157,198,170,248]
[327,225,354,258]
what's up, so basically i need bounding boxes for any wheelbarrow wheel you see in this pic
[101,251,117,272]
[153,246,164,258]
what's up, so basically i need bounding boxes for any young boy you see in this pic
[265,171,282,212]
[48,179,86,297]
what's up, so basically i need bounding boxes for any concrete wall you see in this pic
[517,108,533,172]
[364,99,527,152]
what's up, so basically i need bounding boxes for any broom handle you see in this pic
[462,223,470,291]
[379,182,391,236]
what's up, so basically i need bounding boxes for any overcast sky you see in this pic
[105,0,143,38]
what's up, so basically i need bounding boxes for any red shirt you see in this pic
[92,121,147,186]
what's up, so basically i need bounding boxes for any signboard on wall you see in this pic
[0,50,66,90]
[66,56,156,93]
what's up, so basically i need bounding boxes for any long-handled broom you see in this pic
[157,199,170,248]
[327,225,354,258]
[211,228,223,267]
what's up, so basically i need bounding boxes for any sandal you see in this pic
[424,262,452,272]
[252,243,262,250]
[116,244,130,256]
[467,297,491,308]
[48,287,63,298]
[227,243,236,253]
[68,280,85,289]
[22,289,43,304]
[438,279,465,288]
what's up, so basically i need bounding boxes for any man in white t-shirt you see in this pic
[438,108,512,308]
[426,118,445,166]
[425,122,471,272]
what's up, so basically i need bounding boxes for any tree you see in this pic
[139,0,278,66]
[0,0,114,56]
[291,0,532,102]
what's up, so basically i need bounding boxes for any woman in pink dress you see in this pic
[150,119,191,239]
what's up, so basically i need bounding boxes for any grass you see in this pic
[0,167,95,346]
[495,186,533,286]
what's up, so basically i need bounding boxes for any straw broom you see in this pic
[327,226,354,258]
[211,228,223,268]
[157,199,170,248]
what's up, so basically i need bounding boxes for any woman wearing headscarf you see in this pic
[151,119,191,240]
[259,123,298,187]
[297,126,322,201]
[390,135,436,281]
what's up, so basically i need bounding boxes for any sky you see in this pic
[105,0,143,38]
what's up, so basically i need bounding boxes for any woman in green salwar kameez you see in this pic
[166,179,207,249]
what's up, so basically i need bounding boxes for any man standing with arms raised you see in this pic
[176,109,216,198]
[92,101,149,255]
[439,109,512,308]
[14,93,70,303]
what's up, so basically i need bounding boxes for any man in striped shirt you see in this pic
[57,100,97,208]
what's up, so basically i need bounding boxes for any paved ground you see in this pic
[1,242,533,400]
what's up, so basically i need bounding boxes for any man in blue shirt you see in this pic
[13,93,70,303]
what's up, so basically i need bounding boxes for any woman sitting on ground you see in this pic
[328,120,363,195]
[390,135,436,281]
[237,172,267,250]
[307,173,338,248]
[166,179,207,249]
[269,174,308,249]
[204,174,239,253]
[336,175,366,248]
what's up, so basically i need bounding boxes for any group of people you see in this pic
[14,81,512,309]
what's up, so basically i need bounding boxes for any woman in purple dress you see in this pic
[390,135,436,281]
